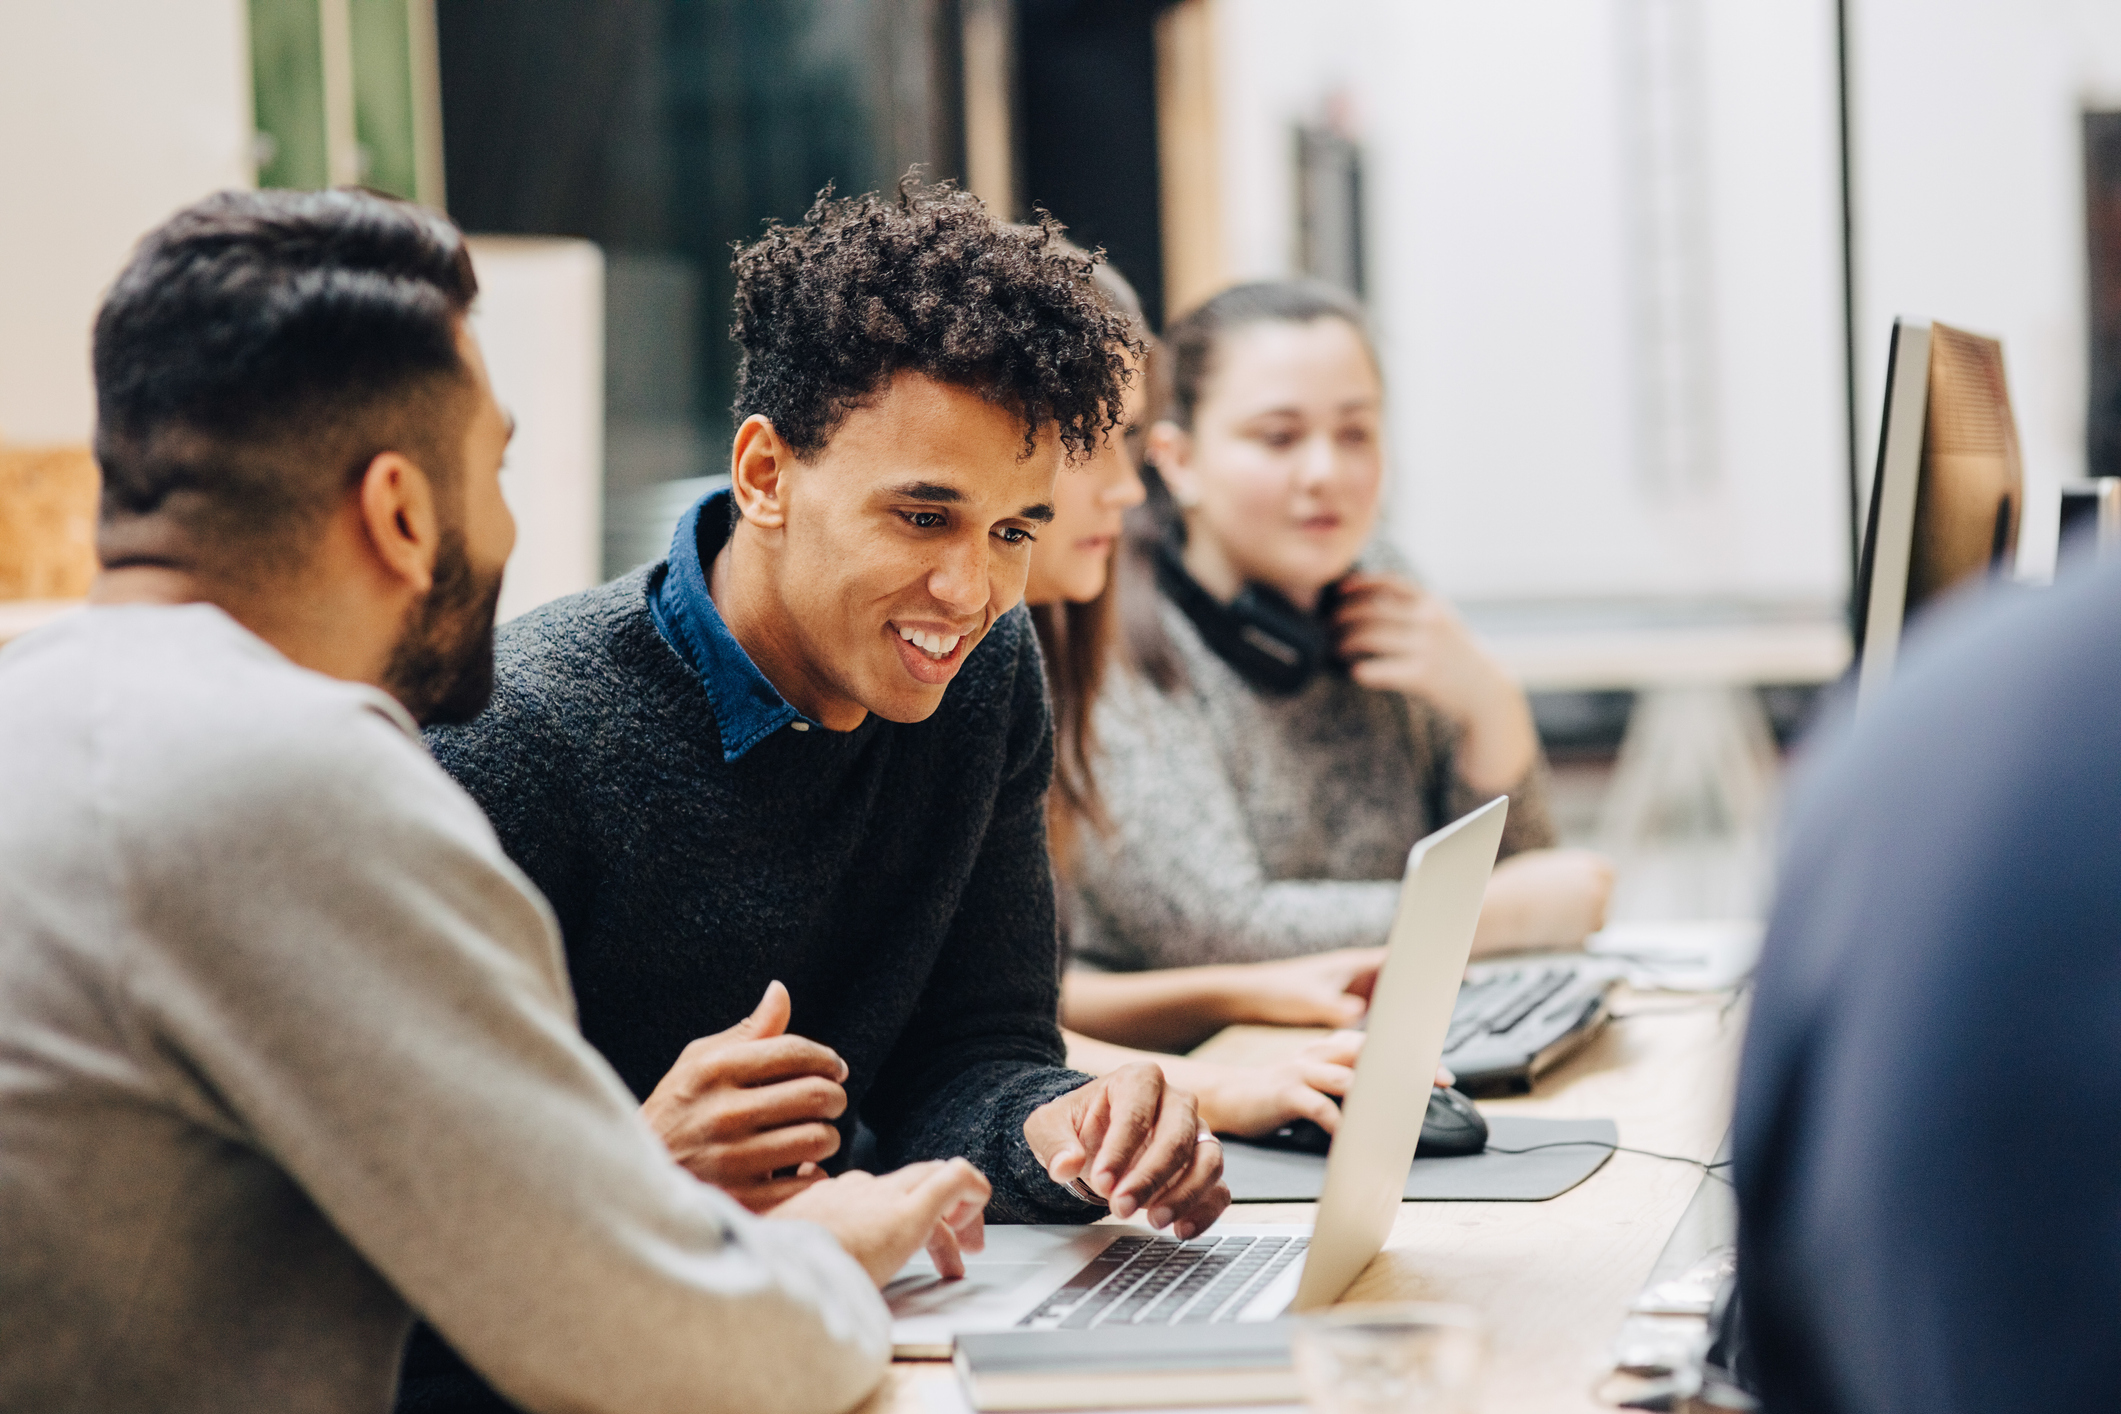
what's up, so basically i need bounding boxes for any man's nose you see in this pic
[927,534,989,615]
[1103,459,1148,510]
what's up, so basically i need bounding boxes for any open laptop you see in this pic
[886,796,1510,1356]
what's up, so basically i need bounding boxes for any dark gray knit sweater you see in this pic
[398,546,1095,1412]
[429,566,1094,1212]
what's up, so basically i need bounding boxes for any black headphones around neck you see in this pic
[1153,539,1339,695]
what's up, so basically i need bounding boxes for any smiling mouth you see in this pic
[896,624,966,660]
[888,620,981,686]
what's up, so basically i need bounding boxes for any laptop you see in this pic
[886,796,1510,1357]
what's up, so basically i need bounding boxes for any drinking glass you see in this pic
[1292,1303,1486,1413]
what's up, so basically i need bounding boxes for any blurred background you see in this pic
[6,0,2121,926]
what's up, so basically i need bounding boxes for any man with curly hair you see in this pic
[400,184,1229,1412]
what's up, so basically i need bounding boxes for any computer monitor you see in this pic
[1852,317,2024,710]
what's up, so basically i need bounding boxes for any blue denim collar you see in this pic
[648,488,820,761]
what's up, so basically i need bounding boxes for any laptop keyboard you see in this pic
[1015,1234,1309,1330]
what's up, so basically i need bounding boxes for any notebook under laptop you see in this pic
[886,796,1510,1357]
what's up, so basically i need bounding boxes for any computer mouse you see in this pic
[1254,1086,1488,1158]
[1419,1085,1489,1157]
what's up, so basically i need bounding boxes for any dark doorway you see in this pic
[1016,0,1174,329]
[436,0,965,572]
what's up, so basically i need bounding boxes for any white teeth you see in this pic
[896,626,962,660]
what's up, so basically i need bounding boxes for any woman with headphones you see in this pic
[1060,280,1613,1056]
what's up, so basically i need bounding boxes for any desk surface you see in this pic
[862,991,1744,1414]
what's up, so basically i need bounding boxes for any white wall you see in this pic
[0,0,255,444]
[1210,0,1850,608]
[1849,0,2121,581]
[466,238,606,623]
[0,10,601,616]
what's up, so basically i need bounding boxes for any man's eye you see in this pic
[904,511,947,530]
[997,526,1036,546]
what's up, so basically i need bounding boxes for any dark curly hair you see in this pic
[731,178,1142,461]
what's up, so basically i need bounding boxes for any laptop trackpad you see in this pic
[885,1264,1051,1315]
[888,1225,1120,1352]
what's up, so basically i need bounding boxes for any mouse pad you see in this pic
[1218,1115,1620,1202]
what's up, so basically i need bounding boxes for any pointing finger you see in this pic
[926,1219,967,1280]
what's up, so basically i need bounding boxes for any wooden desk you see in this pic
[862,991,1743,1414]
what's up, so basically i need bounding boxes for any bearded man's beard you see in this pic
[383,527,505,726]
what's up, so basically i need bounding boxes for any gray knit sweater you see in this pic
[423,562,1097,1220]
[1069,595,1556,971]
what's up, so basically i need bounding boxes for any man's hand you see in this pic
[769,1159,993,1286]
[1025,1063,1230,1237]
[1216,948,1385,1029]
[641,981,849,1211]
[1332,571,1537,792]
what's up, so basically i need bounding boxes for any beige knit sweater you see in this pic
[0,605,889,1414]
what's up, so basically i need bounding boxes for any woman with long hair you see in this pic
[1062,280,1613,1054]
[1029,259,1379,1139]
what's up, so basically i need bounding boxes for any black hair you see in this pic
[730,177,1142,461]
[1122,279,1381,691]
[93,187,479,574]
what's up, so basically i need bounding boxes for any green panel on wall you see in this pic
[250,0,329,189]
[350,0,419,200]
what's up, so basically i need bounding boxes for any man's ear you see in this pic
[356,450,440,594]
[1145,421,1197,506]
[729,414,794,530]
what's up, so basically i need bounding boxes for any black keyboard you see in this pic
[1014,1234,1309,1330]
[1440,956,1621,1096]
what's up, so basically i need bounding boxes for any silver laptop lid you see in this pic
[1290,796,1509,1311]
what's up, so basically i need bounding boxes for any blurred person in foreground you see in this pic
[1026,254,1390,1137]
[1735,559,2121,1412]
[1064,280,1613,1054]
[408,184,1227,1410]
[0,188,991,1414]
